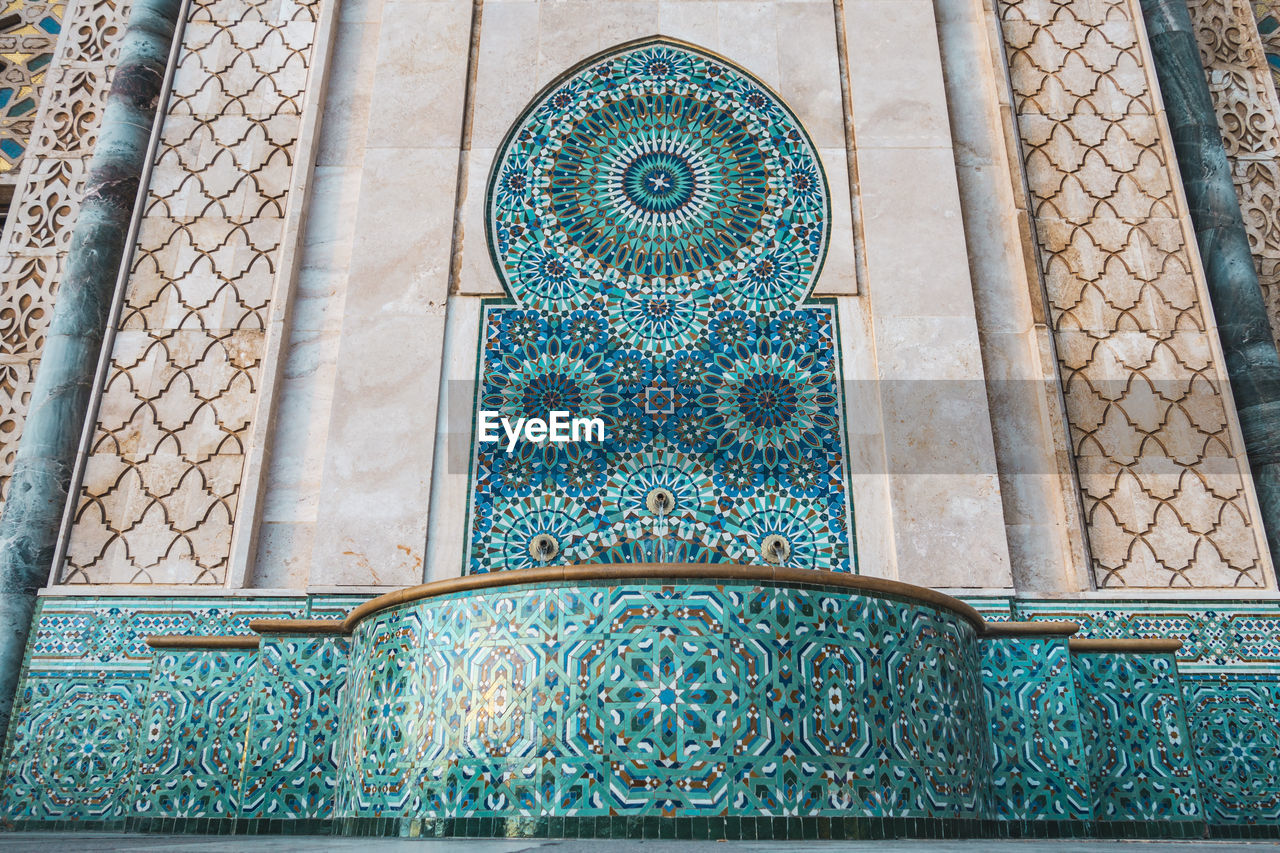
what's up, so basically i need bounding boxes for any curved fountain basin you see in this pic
[335,564,988,819]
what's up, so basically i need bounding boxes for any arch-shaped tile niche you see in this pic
[466,38,854,575]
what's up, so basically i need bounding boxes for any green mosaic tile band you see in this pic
[1071,651,1201,822]
[241,636,350,819]
[0,814,1223,839]
[1016,599,1280,826]
[980,636,1092,821]
[2,586,1279,835]
[1012,599,1280,672]
[337,581,988,819]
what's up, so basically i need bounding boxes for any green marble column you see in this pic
[0,0,182,735]
[1140,0,1280,573]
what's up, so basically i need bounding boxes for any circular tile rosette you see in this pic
[487,40,830,312]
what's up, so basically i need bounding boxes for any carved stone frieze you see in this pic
[1192,0,1280,354]
[59,0,319,584]
[996,0,1267,587]
[0,0,129,508]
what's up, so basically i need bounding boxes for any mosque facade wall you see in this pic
[0,0,1278,838]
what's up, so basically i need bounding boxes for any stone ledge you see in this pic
[248,619,347,635]
[145,635,261,650]
[340,564,987,633]
[982,620,1079,637]
[1069,638,1184,654]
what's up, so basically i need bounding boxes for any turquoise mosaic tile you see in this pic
[1012,599,1280,672]
[28,596,307,670]
[1181,672,1280,825]
[335,606,426,816]
[980,636,1091,821]
[469,39,854,575]
[1071,651,1202,821]
[0,671,149,820]
[307,595,363,621]
[960,597,1014,622]
[132,648,258,817]
[0,596,312,821]
[241,635,350,818]
[2,590,1278,832]
[1014,599,1280,826]
[339,581,988,819]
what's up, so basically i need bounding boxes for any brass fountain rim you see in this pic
[246,564,1006,636]
[149,565,1101,647]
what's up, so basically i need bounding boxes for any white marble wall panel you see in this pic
[841,0,1014,589]
[0,0,131,513]
[249,0,376,589]
[265,0,1013,588]
[307,0,472,586]
[935,0,1090,593]
[422,294,481,583]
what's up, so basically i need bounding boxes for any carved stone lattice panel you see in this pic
[60,0,319,584]
[0,0,129,508]
[1206,0,1280,351]
[996,0,1267,587]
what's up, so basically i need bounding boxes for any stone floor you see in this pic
[0,838,1278,852]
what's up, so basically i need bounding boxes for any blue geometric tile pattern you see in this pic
[241,635,350,818]
[1181,673,1280,825]
[4,591,1280,830]
[1070,651,1202,821]
[132,649,258,817]
[338,581,988,819]
[1012,599,1280,672]
[470,39,853,574]
[488,41,828,310]
[980,636,1092,821]
[334,605,426,816]
[0,595,308,821]
[27,596,308,670]
[960,596,1014,622]
[0,671,150,819]
[1016,598,1280,827]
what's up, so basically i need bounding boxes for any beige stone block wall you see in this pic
[300,0,474,587]
[935,0,1091,593]
[254,0,1021,589]
[41,0,1079,590]
[842,0,1014,590]
[250,0,378,588]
